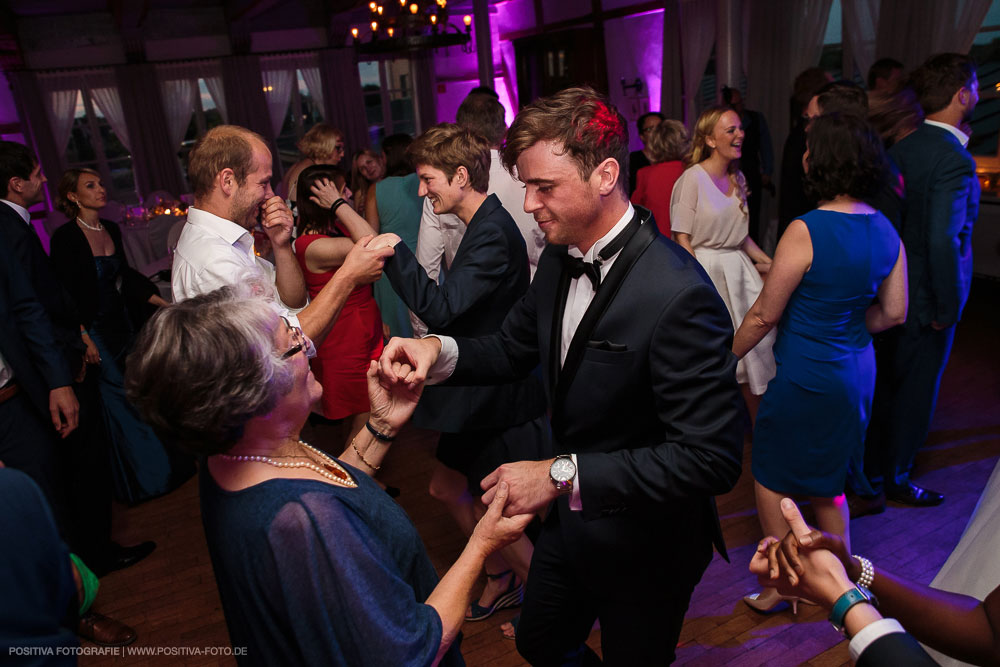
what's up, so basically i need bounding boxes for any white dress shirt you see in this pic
[848,618,908,662]
[0,199,34,386]
[171,207,312,352]
[432,203,636,509]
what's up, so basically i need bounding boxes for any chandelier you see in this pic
[351,0,473,54]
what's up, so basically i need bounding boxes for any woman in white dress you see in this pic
[671,105,775,422]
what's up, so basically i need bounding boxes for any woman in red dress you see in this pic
[293,165,383,446]
[630,118,689,237]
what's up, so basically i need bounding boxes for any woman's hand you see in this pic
[470,481,534,558]
[82,332,101,365]
[748,498,858,608]
[309,177,345,210]
[754,260,772,277]
[366,359,422,436]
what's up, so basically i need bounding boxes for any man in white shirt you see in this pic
[173,125,391,345]
[379,87,742,665]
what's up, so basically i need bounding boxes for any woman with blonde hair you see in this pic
[630,118,688,237]
[670,105,775,423]
[278,123,346,206]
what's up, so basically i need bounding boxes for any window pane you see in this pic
[66,92,95,164]
[107,157,135,197]
[99,119,130,160]
[359,61,380,89]
[969,30,1000,156]
[198,79,217,111]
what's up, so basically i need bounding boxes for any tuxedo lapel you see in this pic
[548,246,572,398]
[553,208,656,409]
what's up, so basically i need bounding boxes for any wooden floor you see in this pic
[82,277,1000,667]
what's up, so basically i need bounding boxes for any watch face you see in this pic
[551,457,576,482]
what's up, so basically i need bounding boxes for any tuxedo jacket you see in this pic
[48,219,157,329]
[889,123,979,328]
[384,194,546,433]
[450,207,743,556]
[856,631,939,666]
[0,236,74,419]
[0,202,85,372]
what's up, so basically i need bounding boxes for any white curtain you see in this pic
[300,66,325,118]
[260,68,294,137]
[678,0,716,127]
[158,78,196,150]
[877,0,992,70]
[842,0,880,81]
[788,0,834,86]
[203,76,227,122]
[46,89,78,153]
[88,86,131,150]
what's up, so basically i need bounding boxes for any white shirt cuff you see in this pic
[848,618,906,663]
[568,453,582,511]
[425,335,457,385]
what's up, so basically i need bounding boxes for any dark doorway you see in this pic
[514,27,608,106]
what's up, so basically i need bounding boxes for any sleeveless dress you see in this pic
[670,163,775,394]
[373,173,421,338]
[752,209,900,497]
[294,233,384,420]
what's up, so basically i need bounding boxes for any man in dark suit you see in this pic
[378,123,547,619]
[0,141,154,574]
[380,87,743,665]
[864,53,980,507]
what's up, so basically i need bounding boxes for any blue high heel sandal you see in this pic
[465,569,524,622]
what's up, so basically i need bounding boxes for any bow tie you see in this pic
[563,255,602,290]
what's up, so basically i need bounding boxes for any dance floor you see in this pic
[81,278,1000,666]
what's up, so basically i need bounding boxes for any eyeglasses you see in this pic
[280,317,306,359]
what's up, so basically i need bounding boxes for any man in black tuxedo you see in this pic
[864,54,980,507]
[0,141,154,574]
[379,87,743,665]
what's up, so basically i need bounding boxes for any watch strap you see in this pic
[829,586,874,633]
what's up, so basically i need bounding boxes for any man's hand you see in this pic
[261,196,294,248]
[337,236,393,287]
[49,386,79,438]
[470,481,535,557]
[930,320,948,331]
[480,459,558,517]
[308,177,345,210]
[377,336,441,389]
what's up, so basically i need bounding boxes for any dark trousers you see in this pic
[516,503,713,666]
[0,392,62,516]
[864,318,957,493]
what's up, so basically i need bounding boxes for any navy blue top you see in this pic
[199,464,464,667]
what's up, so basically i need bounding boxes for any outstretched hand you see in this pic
[471,481,534,557]
[366,359,423,435]
[338,236,394,287]
[377,336,441,391]
[480,459,558,517]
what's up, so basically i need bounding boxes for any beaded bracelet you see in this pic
[366,421,395,442]
[852,555,874,589]
[351,438,381,472]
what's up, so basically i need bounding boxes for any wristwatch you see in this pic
[829,585,878,634]
[549,455,576,493]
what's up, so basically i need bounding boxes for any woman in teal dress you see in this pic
[733,114,909,613]
[368,133,421,339]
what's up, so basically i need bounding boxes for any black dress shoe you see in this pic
[848,492,886,518]
[886,483,944,507]
[94,541,156,577]
[77,611,137,647]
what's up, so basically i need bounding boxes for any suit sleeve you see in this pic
[577,281,743,513]
[854,631,940,667]
[383,224,510,331]
[0,242,74,390]
[926,151,974,327]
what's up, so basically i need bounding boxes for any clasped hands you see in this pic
[749,498,863,608]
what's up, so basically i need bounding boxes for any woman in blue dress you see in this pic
[125,284,532,666]
[49,169,190,504]
[733,114,908,613]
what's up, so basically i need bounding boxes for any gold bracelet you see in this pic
[351,438,381,472]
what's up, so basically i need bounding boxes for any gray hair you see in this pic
[125,281,295,455]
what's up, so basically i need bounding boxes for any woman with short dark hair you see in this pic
[734,113,908,613]
[125,284,530,666]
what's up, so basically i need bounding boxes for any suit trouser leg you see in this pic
[872,320,956,490]
[862,328,900,495]
[57,371,113,565]
[0,394,66,526]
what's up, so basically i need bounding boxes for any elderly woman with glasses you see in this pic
[125,283,530,666]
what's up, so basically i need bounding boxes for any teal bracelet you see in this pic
[828,586,876,633]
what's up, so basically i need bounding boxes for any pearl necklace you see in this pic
[76,216,104,232]
[219,440,357,488]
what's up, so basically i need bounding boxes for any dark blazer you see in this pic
[449,207,743,555]
[48,219,158,329]
[384,194,546,433]
[0,238,74,418]
[855,630,939,666]
[0,202,85,372]
[889,122,979,328]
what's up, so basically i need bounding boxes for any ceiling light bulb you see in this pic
[377,5,384,15]
[371,20,378,31]
[409,3,419,14]
[369,1,376,10]
[463,14,472,26]
[430,14,437,24]
[387,27,394,36]
[351,27,359,38]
